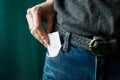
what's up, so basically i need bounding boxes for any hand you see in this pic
[26,1,55,47]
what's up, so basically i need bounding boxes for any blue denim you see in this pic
[42,32,120,80]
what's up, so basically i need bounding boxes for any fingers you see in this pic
[26,2,55,47]
[31,6,49,46]
[26,6,49,47]
[31,28,48,47]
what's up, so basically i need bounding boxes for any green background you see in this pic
[0,0,46,80]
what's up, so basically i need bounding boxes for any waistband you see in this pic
[54,26,91,50]
[54,26,117,57]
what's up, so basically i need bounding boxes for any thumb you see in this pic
[46,16,55,34]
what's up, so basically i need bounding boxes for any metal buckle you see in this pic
[89,37,106,57]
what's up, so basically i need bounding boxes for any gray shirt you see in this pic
[54,0,120,37]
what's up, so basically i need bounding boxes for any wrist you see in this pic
[46,0,54,9]
[46,0,54,3]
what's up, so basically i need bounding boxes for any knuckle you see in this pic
[41,35,47,40]
[31,6,40,14]
[34,24,40,29]
[26,14,29,19]
[30,29,36,35]
[31,25,40,33]
[27,8,31,14]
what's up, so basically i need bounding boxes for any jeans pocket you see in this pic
[46,31,71,60]
[46,48,63,59]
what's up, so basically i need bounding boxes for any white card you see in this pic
[47,31,62,58]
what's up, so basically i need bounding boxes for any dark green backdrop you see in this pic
[0,0,46,80]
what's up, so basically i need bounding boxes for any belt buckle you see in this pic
[89,37,105,57]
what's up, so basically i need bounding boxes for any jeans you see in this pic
[42,32,120,80]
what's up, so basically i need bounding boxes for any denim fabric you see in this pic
[43,45,97,80]
[42,32,120,80]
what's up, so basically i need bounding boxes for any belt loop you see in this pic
[62,32,71,51]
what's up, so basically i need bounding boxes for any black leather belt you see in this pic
[54,26,117,57]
